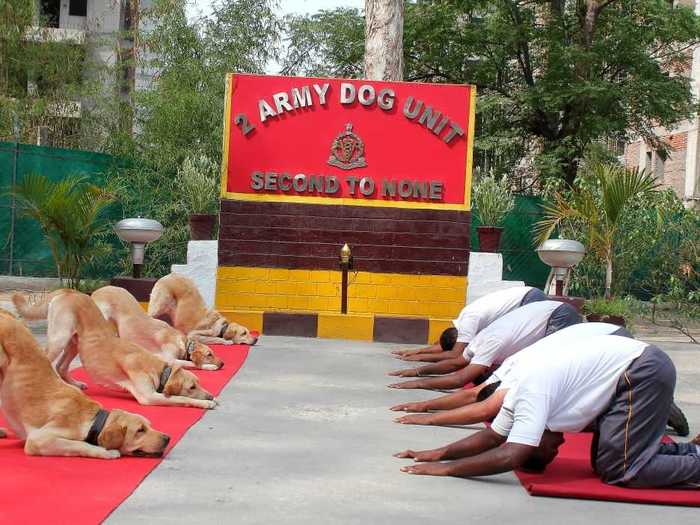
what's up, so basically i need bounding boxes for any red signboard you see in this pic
[221,73,476,210]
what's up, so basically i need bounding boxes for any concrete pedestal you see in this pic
[467,252,524,304]
[172,241,218,308]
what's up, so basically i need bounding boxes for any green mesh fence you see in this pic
[471,195,549,288]
[0,141,117,277]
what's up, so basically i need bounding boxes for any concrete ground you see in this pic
[103,335,700,525]
[1,288,698,523]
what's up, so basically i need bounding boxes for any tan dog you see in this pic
[92,286,223,370]
[148,273,258,346]
[12,290,218,409]
[0,309,170,459]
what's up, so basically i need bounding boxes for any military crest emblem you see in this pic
[327,123,367,170]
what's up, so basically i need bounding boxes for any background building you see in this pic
[623,0,700,208]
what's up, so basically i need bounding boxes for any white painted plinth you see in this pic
[171,241,218,308]
[467,252,524,304]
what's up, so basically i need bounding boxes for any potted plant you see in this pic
[177,154,219,240]
[582,297,631,327]
[472,174,515,252]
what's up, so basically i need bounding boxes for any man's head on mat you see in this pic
[440,327,458,351]
[520,431,565,473]
[476,381,502,403]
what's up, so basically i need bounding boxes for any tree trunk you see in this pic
[364,0,404,81]
[605,253,613,299]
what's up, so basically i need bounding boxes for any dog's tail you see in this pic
[12,290,68,320]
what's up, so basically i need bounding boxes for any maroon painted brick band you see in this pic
[262,312,318,337]
[219,200,471,275]
[257,311,432,344]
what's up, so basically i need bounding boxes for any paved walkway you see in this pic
[105,336,700,524]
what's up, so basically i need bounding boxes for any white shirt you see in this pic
[453,286,536,344]
[489,322,626,390]
[491,335,647,446]
[464,300,569,367]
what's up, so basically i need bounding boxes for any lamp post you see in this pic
[114,218,164,278]
[339,243,353,314]
[536,239,586,296]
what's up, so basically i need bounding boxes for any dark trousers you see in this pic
[544,303,582,336]
[519,288,547,306]
[592,345,700,488]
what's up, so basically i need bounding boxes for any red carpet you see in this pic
[0,344,249,524]
[516,432,700,506]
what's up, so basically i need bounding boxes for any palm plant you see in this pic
[10,174,115,289]
[533,163,659,299]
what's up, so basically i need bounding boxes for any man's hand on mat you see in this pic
[394,414,433,425]
[391,349,420,357]
[388,380,421,389]
[387,368,418,377]
[401,462,450,476]
[394,448,444,462]
[396,355,427,362]
[390,401,429,412]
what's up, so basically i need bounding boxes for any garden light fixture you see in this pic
[114,218,164,278]
[536,239,585,296]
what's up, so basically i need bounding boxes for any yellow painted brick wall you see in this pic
[217,266,465,319]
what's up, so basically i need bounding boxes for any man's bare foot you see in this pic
[401,462,451,476]
[394,414,434,425]
[394,449,444,462]
[0,428,7,438]
[390,401,429,412]
[387,368,418,377]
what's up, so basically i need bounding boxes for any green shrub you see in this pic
[472,173,515,226]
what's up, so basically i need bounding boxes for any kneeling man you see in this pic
[388,300,581,390]
[391,322,630,426]
[392,286,546,363]
[396,335,700,488]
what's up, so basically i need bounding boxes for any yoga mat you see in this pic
[0,343,249,524]
[516,432,700,507]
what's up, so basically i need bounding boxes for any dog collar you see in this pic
[184,339,196,360]
[86,409,110,446]
[157,365,173,394]
[218,321,229,338]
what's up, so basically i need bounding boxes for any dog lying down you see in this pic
[148,273,258,346]
[13,290,218,410]
[92,286,223,370]
[0,309,170,459]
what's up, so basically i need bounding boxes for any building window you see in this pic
[40,0,61,27]
[69,0,88,17]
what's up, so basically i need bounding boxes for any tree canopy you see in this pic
[282,0,700,186]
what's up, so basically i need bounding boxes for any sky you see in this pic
[186,0,364,21]
[185,0,364,73]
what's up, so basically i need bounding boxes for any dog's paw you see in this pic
[104,449,121,460]
[203,399,218,410]
[71,380,88,390]
[202,364,219,371]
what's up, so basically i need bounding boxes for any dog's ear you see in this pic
[98,415,126,450]
[162,366,183,397]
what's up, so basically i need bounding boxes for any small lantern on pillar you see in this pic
[339,243,352,314]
